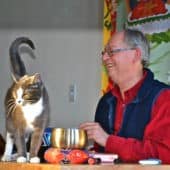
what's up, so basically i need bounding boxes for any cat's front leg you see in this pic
[1,132,14,162]
[29,128,44,163]
[14,131,27,163]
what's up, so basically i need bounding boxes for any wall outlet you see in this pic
[69,84,76,103]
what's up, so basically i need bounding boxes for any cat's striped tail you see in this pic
[9,37,35,80]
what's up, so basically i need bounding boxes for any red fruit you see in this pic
[44,148,65,164]
[66,149,89,164]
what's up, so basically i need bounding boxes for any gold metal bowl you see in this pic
[51,128,87,149]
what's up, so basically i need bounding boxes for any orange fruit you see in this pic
[44,148,65,164]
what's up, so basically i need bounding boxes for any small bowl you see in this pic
[51,128,87,149]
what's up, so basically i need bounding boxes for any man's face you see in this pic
[102,32,137,84]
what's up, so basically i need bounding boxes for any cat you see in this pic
[0,134,5,159]
[1,37,50,163]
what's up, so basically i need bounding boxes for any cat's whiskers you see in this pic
[6,98,15,106]
[7,99,15,103]
[7,103,16,118]
[6,99,15,107]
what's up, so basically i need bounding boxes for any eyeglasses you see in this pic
[101,47,136,57]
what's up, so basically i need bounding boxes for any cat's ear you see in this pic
[34,73,42,84]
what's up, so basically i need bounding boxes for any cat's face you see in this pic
[12,73,43,105]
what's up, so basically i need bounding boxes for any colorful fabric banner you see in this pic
[101,0,118,95]
[125,0,170,83]
[125,0,170,40]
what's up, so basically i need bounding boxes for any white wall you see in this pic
[0,0,103,136]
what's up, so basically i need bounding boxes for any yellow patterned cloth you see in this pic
[101,0,118,95]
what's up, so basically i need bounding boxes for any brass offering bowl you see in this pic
[51,128,87,149]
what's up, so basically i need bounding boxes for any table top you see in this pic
[0,162,170,170]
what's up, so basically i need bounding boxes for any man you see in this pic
[80,29,170,163]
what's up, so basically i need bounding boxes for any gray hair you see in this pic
[124,29,150,68]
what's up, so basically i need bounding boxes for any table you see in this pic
[0,162,170,170]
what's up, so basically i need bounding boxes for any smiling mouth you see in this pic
[106,63,113,68]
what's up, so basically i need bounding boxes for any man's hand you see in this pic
[79,122,109,147]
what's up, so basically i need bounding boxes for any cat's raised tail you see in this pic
[9,37,35,81]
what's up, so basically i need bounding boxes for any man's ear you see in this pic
[133,47,142,63]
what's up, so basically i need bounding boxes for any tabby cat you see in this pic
[1,37,50,163]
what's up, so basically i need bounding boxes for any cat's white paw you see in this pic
[17,156,27,163]
[11,153,18,161]
[29,157,40,163]
[1,155,12,162]
[26,152,30,160]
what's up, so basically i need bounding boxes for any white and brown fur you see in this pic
[1,37,49,163]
